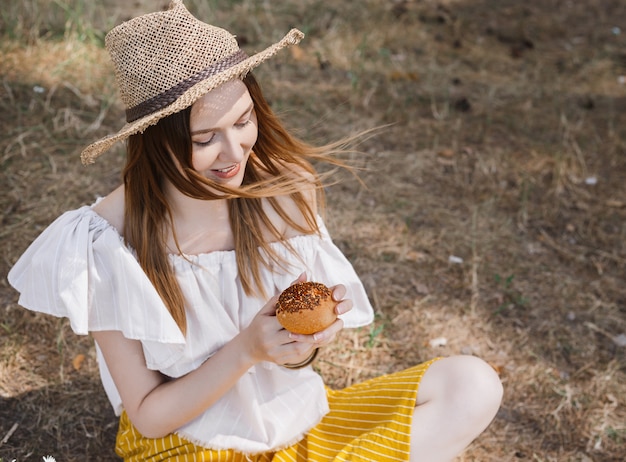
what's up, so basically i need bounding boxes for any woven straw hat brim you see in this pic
[80,28,303,165]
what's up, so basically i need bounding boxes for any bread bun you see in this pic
[276,281,338,335]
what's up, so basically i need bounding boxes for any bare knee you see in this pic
[410,356,502,460]
[418,355,503,427]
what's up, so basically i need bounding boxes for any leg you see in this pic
[409,355,503,462]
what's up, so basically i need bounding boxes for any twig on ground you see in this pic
[0,422,19,446]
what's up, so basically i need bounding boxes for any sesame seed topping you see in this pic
[277,281,332,314]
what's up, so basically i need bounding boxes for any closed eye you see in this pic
[235,119,251,128]
[235,108,254,128]
[193,134,215,146]
[191,104,254,146]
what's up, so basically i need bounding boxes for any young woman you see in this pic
[8,1,502,461]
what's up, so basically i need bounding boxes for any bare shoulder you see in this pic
[92,185,125,234]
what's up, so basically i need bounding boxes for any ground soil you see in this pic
[1,0,625,461]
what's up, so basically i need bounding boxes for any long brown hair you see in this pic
[123,73,348,334]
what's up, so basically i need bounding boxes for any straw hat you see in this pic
[80,0,303,164]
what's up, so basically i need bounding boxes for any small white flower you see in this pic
[613,333,626,348]
[429,336,448,347]
[43,456,57,462]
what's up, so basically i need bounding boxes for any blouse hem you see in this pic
[174,411,326,456]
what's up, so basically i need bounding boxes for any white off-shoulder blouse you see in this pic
[7,204,374,453]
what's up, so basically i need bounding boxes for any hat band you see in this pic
[125,49,249,123]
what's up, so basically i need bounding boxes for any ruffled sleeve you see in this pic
[7,206,186,368]
[270,220,375,329]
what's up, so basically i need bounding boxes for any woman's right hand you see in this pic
[239,273,319,367]
[241,302,317,367]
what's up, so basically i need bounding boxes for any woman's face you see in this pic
[189,79,258,187]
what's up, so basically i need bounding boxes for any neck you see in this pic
[165,181,234,254]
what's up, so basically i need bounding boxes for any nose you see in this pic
[219,130,245,163]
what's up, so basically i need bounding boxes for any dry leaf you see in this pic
[405,250,427,262]
[389,71,419,81]
[72,353,86,371]
[606,199,625,208]
[437,148,455,158]
[290,45,306,61]
[489,362,503,375]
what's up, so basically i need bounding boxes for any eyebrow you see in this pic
[190,103,254,136]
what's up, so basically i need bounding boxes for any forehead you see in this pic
[189,79,252,130]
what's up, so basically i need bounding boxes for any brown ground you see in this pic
[1,0,625,460]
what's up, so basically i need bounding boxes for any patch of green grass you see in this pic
[493,273,528,315]
[0,0,105,45]
[366,322,386,348]
[605,426,625,444]
[51,0,104,45]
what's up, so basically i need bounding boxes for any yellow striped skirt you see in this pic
[116,359,439,462]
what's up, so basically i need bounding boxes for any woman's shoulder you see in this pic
[92,184,125,235]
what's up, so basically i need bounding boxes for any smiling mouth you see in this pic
[211,163,241,179]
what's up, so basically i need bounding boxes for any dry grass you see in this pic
[1,0,625,460]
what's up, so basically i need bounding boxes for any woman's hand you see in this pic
[238,294,299,365]
[240,274,354,367]
[238,279,316,366]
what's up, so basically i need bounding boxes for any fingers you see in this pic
[270,326,318,366]
[330,284,352,316]
[331,283,346,301]
[258,294,280,315]
[288,317,344,346]
[290,272,308,286]
[335,298,352,316]
[278,343,318,367]
[314,318,344,343]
